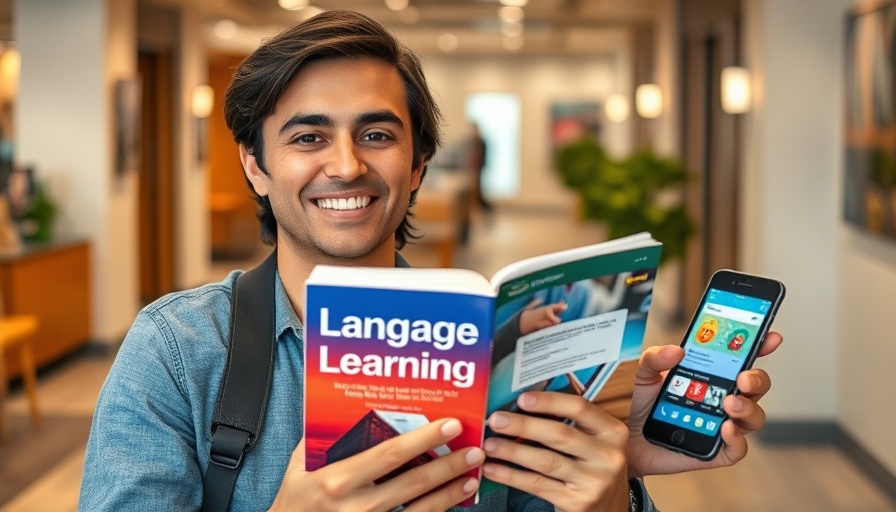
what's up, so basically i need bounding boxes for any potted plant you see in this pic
[555,137,695,263]
[22,179,57,242]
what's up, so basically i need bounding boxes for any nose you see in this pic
[324,133,367,181]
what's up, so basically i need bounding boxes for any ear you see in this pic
[410,156,426,193]
[239,144,270,197]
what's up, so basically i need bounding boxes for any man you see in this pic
[80,10,782,511]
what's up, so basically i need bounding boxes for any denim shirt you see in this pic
[80,265,657,511]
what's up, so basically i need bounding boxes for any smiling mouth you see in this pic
[315,196,372,211]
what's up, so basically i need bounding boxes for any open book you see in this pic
[303,232,663,506]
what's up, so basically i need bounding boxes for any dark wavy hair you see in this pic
[223,10,443,248]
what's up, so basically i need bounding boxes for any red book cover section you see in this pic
[304,281,495,507]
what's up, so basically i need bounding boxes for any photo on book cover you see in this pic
[486,267,657,422]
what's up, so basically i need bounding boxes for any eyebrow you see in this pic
[278,110,404,136]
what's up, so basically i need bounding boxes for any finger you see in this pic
[757,331,783,357]
[330,418,465,489]
[289,438,306,470]
[482,435,580,485]
[489,394,627,459]
[635,345,685,385]
[375,447,485,510]
[403,475,480,512]
[717,418,749,465]
[481,459,568,500]
[736,368,772,401]
[723,394,766,433]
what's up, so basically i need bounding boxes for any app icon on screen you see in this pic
[668,376,691,397]
[703,385,727,407]
[685,380,708,402]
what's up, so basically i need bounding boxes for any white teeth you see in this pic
[317,196,371,210]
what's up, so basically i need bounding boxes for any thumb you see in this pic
[288,437,307,471]
[636,345,684,385]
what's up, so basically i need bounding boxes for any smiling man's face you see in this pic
[241,57,423,267]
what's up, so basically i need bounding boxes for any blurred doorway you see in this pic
[465,93,521,200]
[680,0,742,312]
[137,50,176,305]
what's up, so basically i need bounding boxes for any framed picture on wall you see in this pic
[115,78,142,175]
[549,101,601,156]
[844,0,896,238]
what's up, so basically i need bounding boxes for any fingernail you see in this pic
[750,375,762,389]
[518,393,535,407]
[482,462,506,478]
[488,413,509,429]
[463,477,479,493]
[465,448,485,465]
[441,419,462,437]
[483,438,497,453]
[730,396,744,412]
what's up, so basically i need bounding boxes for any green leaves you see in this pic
[555,137,695,263]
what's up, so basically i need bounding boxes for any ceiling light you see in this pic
[385,0,409,10]
[500,0,528,6]
[437,33,459,53]
[499,6,524,23]
[502,36,524,52]
[213,19,237,39]
[501,21,524,37]
[279,0,308,10]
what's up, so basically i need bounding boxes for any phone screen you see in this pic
[649,287,772,437]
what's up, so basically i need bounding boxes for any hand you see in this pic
[482,392,630,512]
[269,418,485,511]
[625,331,783,477]
[519,298,567,336]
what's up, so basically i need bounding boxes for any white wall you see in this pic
[743,0,844,418]
[175,7,211,290]
[422,52,631,210]
[834,1,896,477]
[17,0,140,342]
[744,0,896,475]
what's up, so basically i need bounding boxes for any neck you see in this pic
[274,238,398,323]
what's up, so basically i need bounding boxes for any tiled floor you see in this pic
[1,206,894,511]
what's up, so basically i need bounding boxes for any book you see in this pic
[303,232,663,506]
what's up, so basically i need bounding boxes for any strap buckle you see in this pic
[209,424,252,470]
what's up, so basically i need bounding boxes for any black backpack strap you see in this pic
[202,251,278,512]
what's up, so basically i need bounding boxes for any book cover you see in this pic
[304,274,495,506]
[480,241,662,496]
[304,233,662,507]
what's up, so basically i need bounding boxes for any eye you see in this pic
[361,131,391,143]
[291,133,322,145]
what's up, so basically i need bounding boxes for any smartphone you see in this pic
[642,269,785,460]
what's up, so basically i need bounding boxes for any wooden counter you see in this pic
[0,238,91,378]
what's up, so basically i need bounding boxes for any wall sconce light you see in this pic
[192,85,214,163]
[635,83,663,119]
[721,66,751,114]
[604,93,629,123]
[192,85,214,119]
[0,48,20,105]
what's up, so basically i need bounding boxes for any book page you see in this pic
[511,308,627,391]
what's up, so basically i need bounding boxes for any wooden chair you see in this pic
[0,314,42,442]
